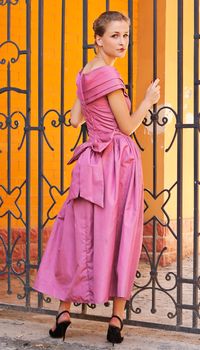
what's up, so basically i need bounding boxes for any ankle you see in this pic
[58,308,70,316]
[109,315,124,329]
[111,312,124,321]
[59,301,71,313]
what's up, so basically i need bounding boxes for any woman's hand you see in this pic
[107,78,161,135]
[144,78,160,108]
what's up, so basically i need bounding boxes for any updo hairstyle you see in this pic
[93,11,130,48]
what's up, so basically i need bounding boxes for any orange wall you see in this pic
[1,1,195,233]
[0,1,137,230]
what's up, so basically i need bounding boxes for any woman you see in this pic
[34,11,160,345]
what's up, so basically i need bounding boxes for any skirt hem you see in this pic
[33,283,131,304]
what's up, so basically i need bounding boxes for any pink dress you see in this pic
[33,65,144,304]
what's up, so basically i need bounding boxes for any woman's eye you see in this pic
[111,34,129,38]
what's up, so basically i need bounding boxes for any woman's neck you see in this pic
[95,52,116,66]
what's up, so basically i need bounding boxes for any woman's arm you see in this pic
[107,78,160,136]
[70,97,85,128]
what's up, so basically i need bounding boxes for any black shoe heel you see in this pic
[49,310,71,341]
[107,315,124,346]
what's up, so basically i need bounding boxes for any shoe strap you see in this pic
[56,310,70,324]
[111,314,123,330]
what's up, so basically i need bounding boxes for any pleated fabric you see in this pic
[33,65,144,304]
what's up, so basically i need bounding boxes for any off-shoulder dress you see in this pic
[33,65,144,304]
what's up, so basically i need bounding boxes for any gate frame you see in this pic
[0,0,199,334]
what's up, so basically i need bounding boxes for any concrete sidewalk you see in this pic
[0,309,200,350]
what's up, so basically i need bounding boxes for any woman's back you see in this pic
[77,65,131,137]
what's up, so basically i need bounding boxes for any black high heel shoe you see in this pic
[107,314,124,346]
[49,310,71,341]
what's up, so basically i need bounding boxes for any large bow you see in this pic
[66,130,120,208]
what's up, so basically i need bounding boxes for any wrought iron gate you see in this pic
[0,0,199,334]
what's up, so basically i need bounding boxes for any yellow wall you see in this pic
[135,0,196,225]
[0,1,137,230]
[164,0,195,221]
[136,0,166,223]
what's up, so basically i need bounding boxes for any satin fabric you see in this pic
[33,65,144,303]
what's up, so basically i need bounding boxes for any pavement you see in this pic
[0,309,200,350]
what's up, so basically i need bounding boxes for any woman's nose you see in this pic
[119,37,126,46]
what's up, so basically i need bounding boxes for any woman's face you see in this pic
[96,20,130,59]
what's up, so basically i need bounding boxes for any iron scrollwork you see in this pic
[0,0,19,6]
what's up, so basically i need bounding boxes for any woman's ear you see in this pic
[95,35,103,47]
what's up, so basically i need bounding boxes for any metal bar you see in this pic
[83,44,95,49]
[176,123,199,129]
[177,304,200,311]
[125,0,134,321]
[6,0,11,296]
[82,0,88,143]
[128,0,133,104]
[7,1,10,40]
[18,49,28,55]
[193,0,199,329]
[25,126,44,131]
[0,304,200,334]
[83,0,88,66]
[151,0,158,315]
[0,87,27,94]
[25,0,31,308]
[60,0,66,193]
[37,0,44,309]
[180,278,199,284]
[80,0,88,315]
[106,0,109,11]
[176,0,183,326]
[81,304,87,314]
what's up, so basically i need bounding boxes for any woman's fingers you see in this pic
[153,78,160,86]
[145,78,161,105]
[148,79,160,91]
